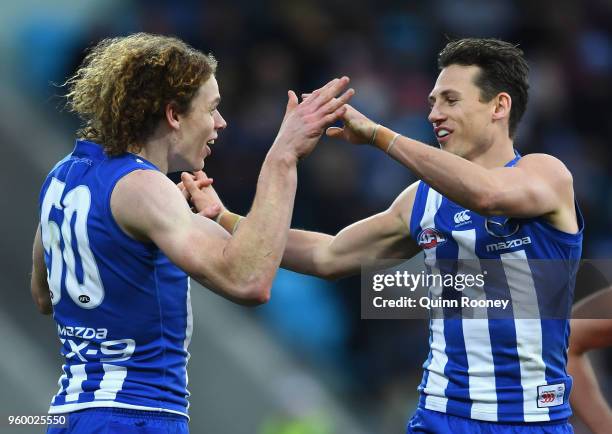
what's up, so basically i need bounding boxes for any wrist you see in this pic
[267,143,299,167]
[214,205,228,220]
[369,123,380,144]
[371,125,401,154]
[215,210,244,234]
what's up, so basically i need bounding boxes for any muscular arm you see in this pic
[31,225,52,315]
[373,127,577,232]
[281,181,421,279]
[567,289,612,434]
[112,151,298,306]
[328,106,578,233]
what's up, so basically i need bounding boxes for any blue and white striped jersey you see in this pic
[408,154,583,423]
[39,140,192,417]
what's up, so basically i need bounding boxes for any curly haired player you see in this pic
[31,33,353,433]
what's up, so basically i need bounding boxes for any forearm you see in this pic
[31,227,52,315]
[282,211,414,280]
[222,149,298,291]
[211,205,336,279]
[281,229,336,278]
[374,126,500,213]
[216,217,341,279]
[31,273,52,315]
[568,352,612,434]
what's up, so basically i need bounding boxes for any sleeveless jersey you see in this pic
[39,140,192,417]
[408,154,583,423]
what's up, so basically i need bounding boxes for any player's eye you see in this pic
[447,99,458,105]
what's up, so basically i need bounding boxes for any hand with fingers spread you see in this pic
[299,92,378,147]
[272,76,354,161]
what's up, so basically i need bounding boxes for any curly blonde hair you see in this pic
[65,33,217,156]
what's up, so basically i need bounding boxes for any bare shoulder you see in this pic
[516,153,573,184]
[518,153,578,232]
[111,169,190,241]
[516,153,575,202]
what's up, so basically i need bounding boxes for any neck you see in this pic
[467,135,516,169]
[135,129,172,174]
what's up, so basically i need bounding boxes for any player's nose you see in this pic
[215,110,227,130]
[428,105,446,124]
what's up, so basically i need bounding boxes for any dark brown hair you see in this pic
[438,38,529,138]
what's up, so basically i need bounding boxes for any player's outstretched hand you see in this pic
[273,77,354,160]
[326,104,378,145]
[178,171,225,219]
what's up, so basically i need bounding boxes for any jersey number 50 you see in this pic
[40,178,105,309]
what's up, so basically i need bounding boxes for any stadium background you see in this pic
[1,0,611,432]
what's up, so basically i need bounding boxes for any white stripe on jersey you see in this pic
[454,229,498,421]
[184,281,193,351]
[419,187,449,413]
[52,364,68,405]
[501,250,549,422]
[94,364,128,401]
[183,280,193,408]
[64,364,86,402]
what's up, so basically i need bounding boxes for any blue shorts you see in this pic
[47,408,189,434]
[407,408,573,434]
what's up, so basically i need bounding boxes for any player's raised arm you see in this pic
[112,77,354,305]
[323,40,579,235]
[327,104,578,234]
[30,225,52,315]
[568,288,612,434]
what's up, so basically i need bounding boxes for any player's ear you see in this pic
[165,102,181,130]
[492,92,511,121]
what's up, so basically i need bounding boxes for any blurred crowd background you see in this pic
[1,0,611,433]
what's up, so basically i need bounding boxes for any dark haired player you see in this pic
[189,38,582,433]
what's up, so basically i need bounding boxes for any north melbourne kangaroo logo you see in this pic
[484,217,520,238]
[454,210,471,226]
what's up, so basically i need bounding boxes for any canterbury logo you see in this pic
[453,210,471,225]
[540,392,556,403]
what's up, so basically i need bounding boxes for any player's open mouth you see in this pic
[205,139,215,156]
[434,127,452,142]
